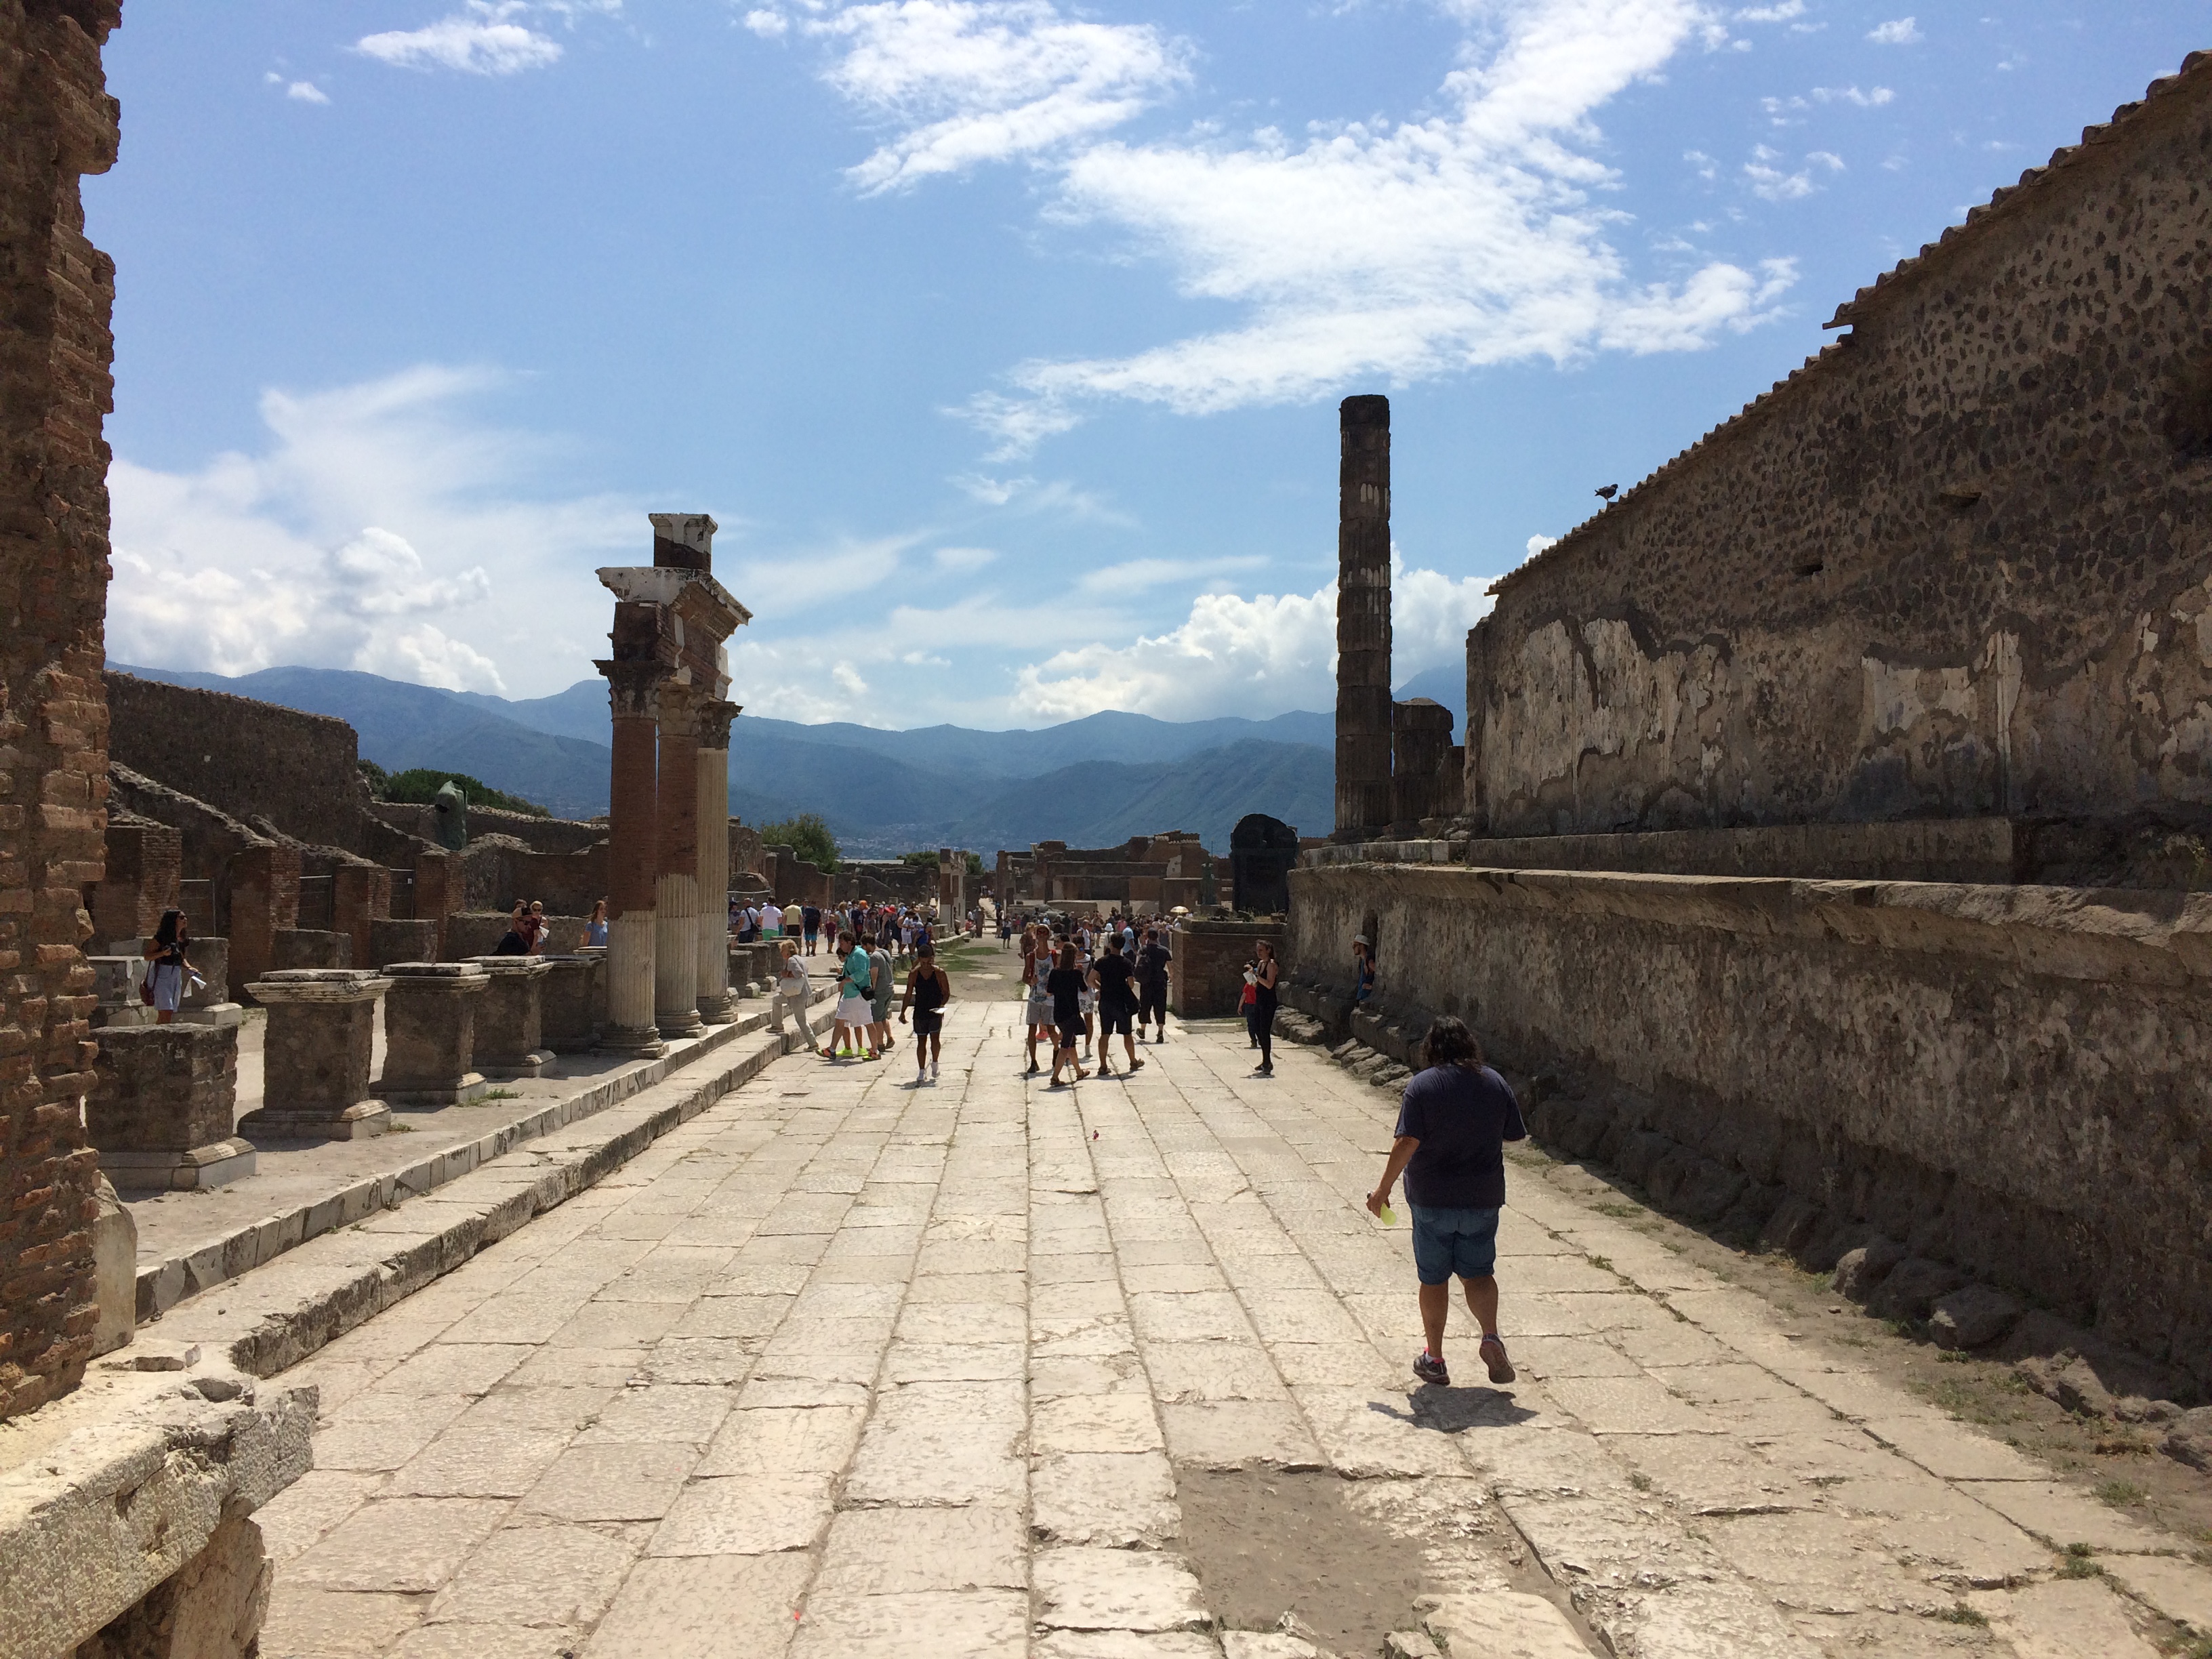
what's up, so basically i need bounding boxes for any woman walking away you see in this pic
[773,939,817,1050]
[1045,943,1089,1086]
[142,909,194,1025]
[1248,939,1280,1076]
[585,899,609,949]
[901,939,952,1084]
[1090,934,1145,1078]
[823,928,878,1061]
[1023,923,1054,1076]
[1365,1017,1525,1390]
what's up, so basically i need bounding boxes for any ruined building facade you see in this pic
[1291,54,2212,1387]
[1466,56,2212,842]
[0,0,121,1420]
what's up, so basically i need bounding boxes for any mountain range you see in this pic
[102,661,1464,857]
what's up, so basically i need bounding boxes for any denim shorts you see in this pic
[1409,1204,1500,1285]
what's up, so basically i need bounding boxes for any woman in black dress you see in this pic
[1248,939,1280,1077]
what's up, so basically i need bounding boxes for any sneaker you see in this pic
[930,1061,939,1080]
[1412,1349,1450,1387]
[1254,1063,1273,1076]
[1479,1336,1516,1385]
[1128,1058,1145,1072]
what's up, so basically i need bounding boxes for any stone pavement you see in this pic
[251,996,2212,1658]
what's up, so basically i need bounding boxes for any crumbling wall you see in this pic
[1468,56,2212,839]
[0,0,121,1419]
[365,799,602,854]
[1286,862,2212,1383]
[105,670,371,850]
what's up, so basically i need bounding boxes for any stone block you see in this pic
[273,928,352,970]
[470,956,553,1078]
[367,917,439,968]
[1832,1237,1906,1302]
[91,1176,138,1357]
[540,954,600,1052]
[1929,1283,2024,1350]
[377,962,491,1107]
[1868,1255,1968,1321]
[88,1023,258,1190]
[70,1512,274,1659]
[239,969,392,1140]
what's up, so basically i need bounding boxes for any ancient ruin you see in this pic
[1288,53,2212,1385]
[11,7,2212,1653]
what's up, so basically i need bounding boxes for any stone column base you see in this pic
[99,1136,258,1191]
[237,1100,391,1140]
[598,1025,669,1059]
[695,989,737,1023]
[481,1049,554,1081]
[377,1073,489,1108]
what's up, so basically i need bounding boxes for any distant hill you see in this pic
[110,663,1334,857]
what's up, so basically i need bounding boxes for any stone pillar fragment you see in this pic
[541,954,601,1052]
[1391,697,1455,824]
[87,1025,256,1190]
[237,970,393,1140]
[597,647,668,1057]
[1336,394,1393,837]
[470,956,554,1079]
[694,698,739,1023]
[655,684,704,1038]
[377,962,489,1107]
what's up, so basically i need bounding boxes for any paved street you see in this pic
[252,994,2205,1658]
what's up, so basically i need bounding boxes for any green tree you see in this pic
[758,813,839,873]
[379,767,550,818]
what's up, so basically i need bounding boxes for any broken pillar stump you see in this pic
[377,962,490,1107]
[470,956,554,1079]
[237,969,392,1140]
[87,1023,256,1190]
[540,954,600,1053]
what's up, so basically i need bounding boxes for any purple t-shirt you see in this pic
[1393,1063,1527,1210]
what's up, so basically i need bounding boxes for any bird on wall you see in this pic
[1595,485,1619,501]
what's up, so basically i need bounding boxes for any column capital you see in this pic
[694,699,740,750]
[596,659,668,721]
[657,680,700,740]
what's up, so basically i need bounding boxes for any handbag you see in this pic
[139,962,155,1006]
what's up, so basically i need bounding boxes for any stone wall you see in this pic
[1169,919,1284,1020]
[367,798,603,854]
[106,670,370,850]
[1467,56,2212,841]
[1285,862,2212,1385]
[0,0,121,1420]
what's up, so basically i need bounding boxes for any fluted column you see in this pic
[655,684,705,1037]
[694,698,739,1023]
[597,657,668,1056]
[1336,393,1393,837]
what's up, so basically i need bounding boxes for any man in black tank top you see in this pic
[899,939,953,1084]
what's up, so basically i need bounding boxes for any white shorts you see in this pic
[836,995,871,1025]
[1078,991,1097,1014]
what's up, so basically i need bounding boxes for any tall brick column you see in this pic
[1335,394,1393,838]
[596,651,667,1056]
[0,0,123,1420]
[654,683,704,1038]
[693,698,739,1023]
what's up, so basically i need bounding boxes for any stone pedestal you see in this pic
[377,962,489,1107]
[238,969,392,1140]
[471,956,554,1079]
[274,928,351,970]
[541,954,601,1052]
[88,1023,257,1189]
[368,916,439,968]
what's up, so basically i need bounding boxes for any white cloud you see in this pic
[357,3,564,75]
[933,545,998,571]
[107,365,638,696]
[797,0,1192,193]
[928,0,1800,455]
[1012,554,1496,722]
[744,7,789,37]
[1743,144,1839,201]
[1812,84,1893,106]
[1867,17,1921,45]
[1072,554,1264,596]
[719,531,916,614]
[1734,1,1803,19]
[1525,533,1558,559]
[285,79,332,104]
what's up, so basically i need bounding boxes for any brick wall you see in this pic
[106,670,368,850]
[87,813,178,944]
[0,0,121,1420]
[1468,56,2212,839]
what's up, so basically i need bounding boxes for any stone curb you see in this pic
[134,1007,785,1323]
[143,1021,802,1378]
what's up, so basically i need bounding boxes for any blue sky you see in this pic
[91,0,2209,726]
